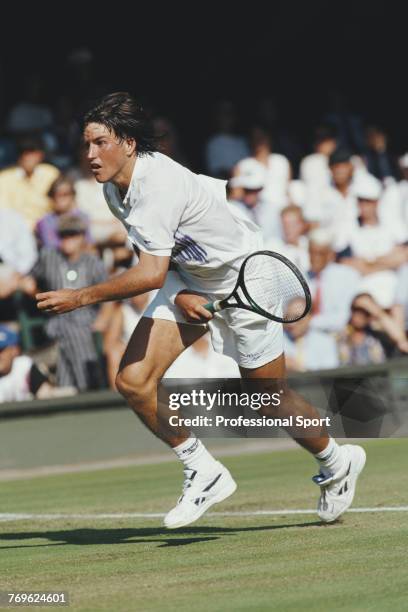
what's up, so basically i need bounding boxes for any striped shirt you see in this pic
[31,248,107,333]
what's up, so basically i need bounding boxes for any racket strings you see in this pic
[243,254,308,322]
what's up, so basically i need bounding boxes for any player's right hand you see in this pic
[174,290,213,323]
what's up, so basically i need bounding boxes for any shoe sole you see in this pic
[164,471,237,529]
[319,445,367,523]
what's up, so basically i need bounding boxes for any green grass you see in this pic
[0,439,407,612]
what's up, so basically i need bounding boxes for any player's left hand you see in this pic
[36,289,84,314]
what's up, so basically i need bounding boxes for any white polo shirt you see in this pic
[103,152,259,296]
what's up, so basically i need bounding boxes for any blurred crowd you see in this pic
[1,70,408,402]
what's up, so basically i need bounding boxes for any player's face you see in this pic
[83,123,130,183]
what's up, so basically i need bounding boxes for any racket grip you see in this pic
[204,300,222,313]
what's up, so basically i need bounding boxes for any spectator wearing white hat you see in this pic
[233,127,291,239]
[338,173,407,308]
[227,170,265,228]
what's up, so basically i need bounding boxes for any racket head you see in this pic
[237,250,312,323]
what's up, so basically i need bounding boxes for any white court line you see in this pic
[1,507,408,522]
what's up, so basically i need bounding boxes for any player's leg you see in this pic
[239,353,366,522]
[239,353,329,453]
[115,316,237,528]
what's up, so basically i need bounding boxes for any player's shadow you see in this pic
[0,520,324,550]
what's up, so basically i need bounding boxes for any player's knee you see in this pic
[115,366,156,407]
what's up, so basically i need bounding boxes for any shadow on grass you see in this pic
[0,520,325,550]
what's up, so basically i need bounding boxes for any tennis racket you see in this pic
[204,250,311,323]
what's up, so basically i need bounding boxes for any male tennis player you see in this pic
[37,93,366,529]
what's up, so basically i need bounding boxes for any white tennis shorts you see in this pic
[143,276,283,369]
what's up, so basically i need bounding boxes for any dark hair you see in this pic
[313,125,336,147]
[48,174,76,199]
[329,147,353,166]
[16,134,44,156]
[83,92,157,156]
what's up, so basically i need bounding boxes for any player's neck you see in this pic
[112,156,137,196]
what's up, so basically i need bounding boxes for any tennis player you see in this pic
[36,93,366,529]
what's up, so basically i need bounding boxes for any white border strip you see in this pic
[1,507,407,522]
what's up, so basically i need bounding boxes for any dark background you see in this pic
[1,1,406,168]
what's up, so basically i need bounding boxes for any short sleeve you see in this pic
[126,186,185,257]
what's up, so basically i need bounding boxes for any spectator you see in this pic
[20,215,110,391]
[337,294,407,366]
[36,175,91,249]
[205,100,249,178]
[0,208,37,320]
[364,125,398,182]
[339,174,406,308]
[69,146,126,246]
[235,126,291,209]
[307,228,360,333]
[284,298,339,371]
[227,171,264,228]
[305,147,356,240]
[300,126,336,215]
[0,326,74,402]
[265,205,310,273]
[0,135,59,229]
[300,125,337,192]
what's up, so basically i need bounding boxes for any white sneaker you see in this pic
[164,461,237,529]
[313,444,366,523]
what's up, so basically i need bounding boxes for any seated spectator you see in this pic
[337,294,407,366]
[284,299,339,371]
[364,125,399,182]
[300,125,337,207]
[0,135,59,229]
[304,147,357,240]
[307,229,360,333]
[69,146,126,246]
[20,215,110,391]
[205,100,249,178]
[338,174,406,308]
[234,126,291,209]
[265,205,310,273]
[227,171,264,228]
[0,208,37,320]
[0,325,75,402]
[35,175,91,248]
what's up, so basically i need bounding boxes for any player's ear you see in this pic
[125,138,137,157]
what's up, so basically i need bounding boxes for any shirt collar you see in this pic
[122,154,149,204]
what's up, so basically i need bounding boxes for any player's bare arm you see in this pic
[36,251,170,314]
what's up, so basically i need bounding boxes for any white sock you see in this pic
[314,437,345,477]
[173,437,218,474]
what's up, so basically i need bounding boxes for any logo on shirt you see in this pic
[172,231,208,264]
